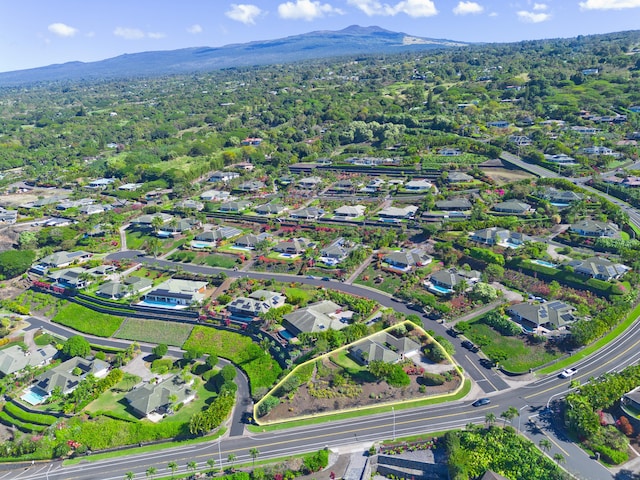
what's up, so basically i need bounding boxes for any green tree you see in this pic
[153,343,168,357]
[227,453,237,471]
[187,461,197,474]
[250,447,260,466]
[539,439,552,453]
[146,467,157,479]
[485,412,497,427]
[62,335,91,359]
[500,406,519,427]
[553,453,565,465]
[167,461,178,478]
[0,249,35,278]
[125,472,135,480]
[146,237,162,257]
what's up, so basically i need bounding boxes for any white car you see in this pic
[559,368,577,378]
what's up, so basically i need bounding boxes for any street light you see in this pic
[518,405,529,433]
[392,407,396,441]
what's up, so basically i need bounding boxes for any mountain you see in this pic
[0,25,468,86]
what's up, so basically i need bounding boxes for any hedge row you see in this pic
[0,411,46,433]
[3,402,57,426]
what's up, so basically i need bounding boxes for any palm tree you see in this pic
[539,439,552,454]
[145,467,157,479]
[151,215,164,234]
[249,447,260,467]
[227,453,237,471]
[500,406,519,427]
[146,237,161,258]
[124,472,135,480]
[207,459,216,471]
[485,412,497,427]
[167,461,178,478]
[187,461,197,474]
[553,453,565,465]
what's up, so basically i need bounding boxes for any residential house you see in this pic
[470,227,531,247]
[384,248,432,273]
[570,219,618,237]
[446,172,474,183]
[118,183,142,191]
[487,121,510,128]
[219,200,252,213]
[404,179,435,193]
[142,279,208,307]
[289,207,324,221]
[297,176,322,189]
[333,205,366,219]
[208,171,240,183]
[97,276,153,300]
[47,267,91,289]
[29,357,109,401]
[603,176,640,188]
[571,126,600,135]
[200,190,234,202]
[226,290,286,320]
[509,136,533,146]
[273,237,314,255]
[492,200,532,215]
[32,250,93,274]
[435,198,472,211]
[131,213,173,228]
[0,345,57,376]
[582,68,599,75]
[329,180,357,194]
[193,226,242,244]
[378,205,418,222]
[282,300,349,337]
[56,198,94,211]
[507,301,576,330]
[349,332,421,365]
[622,386,640,417]
[86,178,115,190]
[544,154,578,165]
[234,232,271,249]
[568,257,630,281]
[254,201,287,215]
[174,199,205,211]
[428,269,481,295]
[361,178,385,193]
[236,181,266,193]
[438,148,462,156]
[541,187,583,205]
[580,146,620,157]
[0,208,17,224]
[229,162,255,171]
[320,237,356,266]
[125,375,195,418]
[241,137,262,146]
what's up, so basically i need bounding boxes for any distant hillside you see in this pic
[0,25,468,86]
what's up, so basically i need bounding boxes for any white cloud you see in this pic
[347,0,437,17]
[278,0,344,20]
[579,0,640,9]
[147,32,166,39]
[517,10,551,22]
[187,24,203,34]
[453,1,484,15]
[489,11,498,16]
[226,4,263,24]
[113,27,145,40]
[532,3,548,10]
[48,23,78,37]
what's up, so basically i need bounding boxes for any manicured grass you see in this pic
[284,287,313,303]
[330,350,368,375]
[52,303,123,337]
[462,322,561,372]
[33,332,61,346]
[355,265,403,295]
[250,379,471,432]
[197,254,239,268]
[184,326,282,392]
[538,301,640,375]
[115,318,193,347]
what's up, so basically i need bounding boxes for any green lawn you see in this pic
[462,322,561,372]
[196,254,239,268]
[52,303,123,337]
[355,265,403,295]
[115,318,194,346]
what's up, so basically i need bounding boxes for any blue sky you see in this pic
[1,0,640,73]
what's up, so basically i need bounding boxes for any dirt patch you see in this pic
[481,167,535,185]
[0,188,72,208]
[261,356,461,423]
[0,277,31,302]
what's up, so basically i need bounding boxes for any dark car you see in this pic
[447,328,459,338]
[472,398,491,407]
[321,277,331,281]
[461,340,474,350]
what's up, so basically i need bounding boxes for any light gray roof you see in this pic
[195,226,242,241]
[234,232,271,247]
[435,198,472,210]
[0,345,57,376]
[283,301,345,336]
[384,248,431,268]
[568,257,630,279]
[39,250,91,267]
[125,375,193,416]
[34,357,109,394]
[493,200,531,213]
[508,301,575,328]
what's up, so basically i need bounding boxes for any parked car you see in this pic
[447,328,459,338]
[461,340,474,349]
[559,368,578,378]
[472,398,491,407]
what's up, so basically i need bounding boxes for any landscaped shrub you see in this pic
[257,395,280,417]
[422,372,446,386]
[302,448,329,473]
[151,358,174,374]
[0,411,46,433]
[482,311,521,336]
[2,402,57,426]
[593,444,628,465]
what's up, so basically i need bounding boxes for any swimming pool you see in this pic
[138,300,185,309]
[531,259,557,268]
[22,388,48,405]
[429,284,453,295]
[279,329,295,340]
[191,241,211,249]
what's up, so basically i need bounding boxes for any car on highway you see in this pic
[472,398,491,407]
[559,368,578,378]
[462,340,479,352]
[321,277,331,281]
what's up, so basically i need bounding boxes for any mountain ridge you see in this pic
[0,25,467,86]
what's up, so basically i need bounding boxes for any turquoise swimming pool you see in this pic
[22,389,47,405]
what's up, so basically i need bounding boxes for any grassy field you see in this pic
[52,303,123,337]
[196,254,239,268]
[355,265,403,295]
[115,319,193,346]
[462,322,561,372]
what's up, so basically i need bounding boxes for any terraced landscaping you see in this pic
[115,318,193,346]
